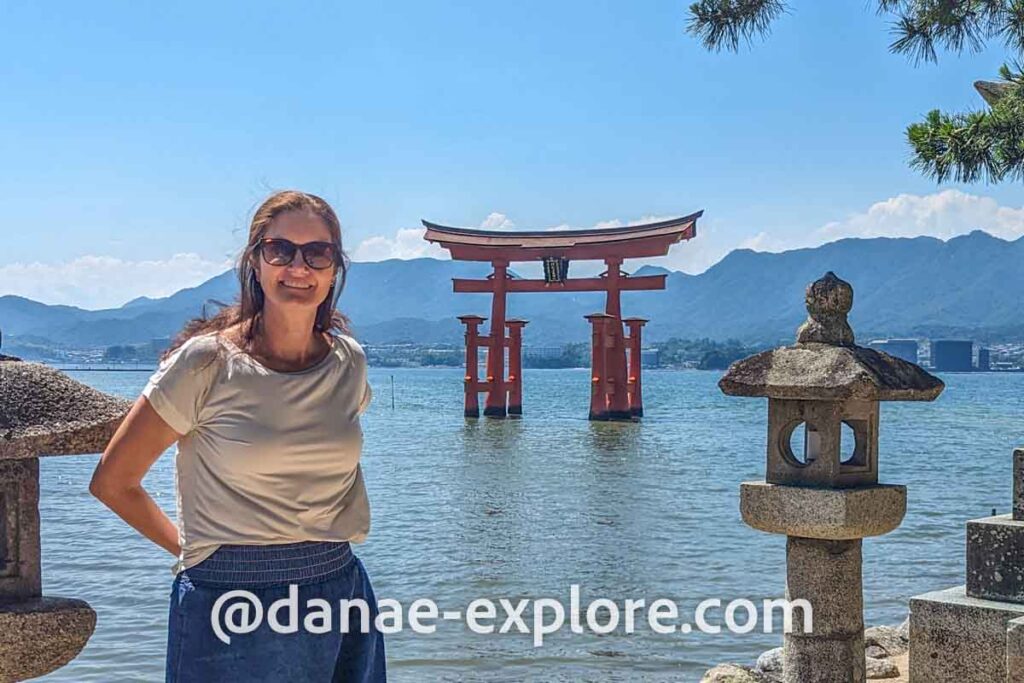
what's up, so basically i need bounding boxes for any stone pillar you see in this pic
[0,352,131,680]
[785,537,865,682]
[720,272,943,683]
[911,448,1024,681]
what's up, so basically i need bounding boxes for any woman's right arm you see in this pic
[89,395,183,557]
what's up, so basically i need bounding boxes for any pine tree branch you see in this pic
[686,0,788,52]
[907,65,1024,182]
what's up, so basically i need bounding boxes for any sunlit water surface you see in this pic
[37,368,1024,681]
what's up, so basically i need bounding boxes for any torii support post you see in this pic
[458,315,485,418]
[484,259,509,418]
[602,257,632,420]
[506,319,527,416]
[585,313,615,420]
[624,317,648,417]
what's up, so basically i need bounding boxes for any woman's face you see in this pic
[252,209,337,312]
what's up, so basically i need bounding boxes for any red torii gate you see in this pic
[423,212,701,420]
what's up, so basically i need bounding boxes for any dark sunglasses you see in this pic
[258,238,339,270]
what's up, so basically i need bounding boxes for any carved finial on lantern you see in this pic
[796,271,855,346]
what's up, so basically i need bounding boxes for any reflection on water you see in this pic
[36,367,1024,681]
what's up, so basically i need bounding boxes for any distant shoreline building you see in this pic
[867,339,919,364]
[931,339,974,372]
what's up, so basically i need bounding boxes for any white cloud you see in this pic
[352,212,517,262]
[552,215,677,232]
[480,212,515,230]
[815,189,1024,242]
[350,228,449,262]
[0,253,234,310]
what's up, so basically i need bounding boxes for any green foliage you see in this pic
[908,63,1024,183]
[655,337,761,368]
[687,0,786,51]
[685,2,1024,184]
[687,1,1024,61]
[523,342,589,369]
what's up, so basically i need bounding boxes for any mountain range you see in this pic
[2,230,1022,355]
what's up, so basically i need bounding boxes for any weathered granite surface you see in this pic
[1008,615,1024,682]
[864,624,908,659]
[0,359,132,459]
[708,619,909,682]
[966,514,1024,603]
[719,344,944,402]
[0,459,40,601]
[701,663,770,682]
[909,585,1024,683]
[0,596,96,682]
[784,537,865,682]
[740,482,906,540]
[795,272,856,346]
[865,656,899,679]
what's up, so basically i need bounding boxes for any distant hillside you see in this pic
[2,230,1022,352]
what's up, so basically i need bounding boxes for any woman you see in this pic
[90,190,386,682]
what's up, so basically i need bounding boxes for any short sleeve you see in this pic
[142,335,221,436]
[358,381,373,416]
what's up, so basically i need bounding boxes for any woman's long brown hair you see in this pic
[160,190,351,362]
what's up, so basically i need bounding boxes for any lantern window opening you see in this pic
[781,419,820,467]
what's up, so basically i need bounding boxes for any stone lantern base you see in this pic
[0,596,96,682]
[740,481,906,540]
[909,511,1024,681]
[909,586,1024,682]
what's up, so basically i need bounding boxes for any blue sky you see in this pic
[2,1,1023,308]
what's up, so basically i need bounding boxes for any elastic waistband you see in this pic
[182,540,354,588]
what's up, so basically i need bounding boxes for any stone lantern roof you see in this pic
[0,356,132,460]
[719,272,944,402]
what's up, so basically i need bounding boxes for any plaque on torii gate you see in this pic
[423,212,701,420]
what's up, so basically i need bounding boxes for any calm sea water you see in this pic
[36,368,1024,682]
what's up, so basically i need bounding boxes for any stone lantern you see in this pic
[0,341,131,681]
[719,272,943,683]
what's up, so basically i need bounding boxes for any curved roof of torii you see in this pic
[422,210,702,261]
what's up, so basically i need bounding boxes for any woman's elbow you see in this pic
[88,469,112,502]
[89,466,129,505]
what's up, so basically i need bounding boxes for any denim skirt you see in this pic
[166,540,386,682]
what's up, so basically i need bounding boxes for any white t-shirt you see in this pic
[141,330,373,574]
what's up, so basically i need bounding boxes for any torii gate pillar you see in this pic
[624,317,648,417]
